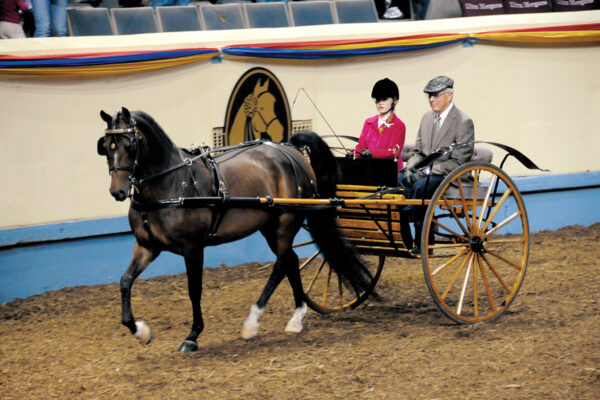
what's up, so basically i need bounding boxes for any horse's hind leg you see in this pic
[281,250,308,334]
[121,241,160,345]
[177,248,205,352]
[241,226,307,339]
[241,257,286,339]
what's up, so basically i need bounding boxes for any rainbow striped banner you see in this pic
[1,24,598,76]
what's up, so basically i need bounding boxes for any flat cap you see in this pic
[423,76,454,94]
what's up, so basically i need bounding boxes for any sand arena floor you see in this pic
[1,224,599,399]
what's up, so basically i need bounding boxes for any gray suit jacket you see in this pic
[406,104,474,176]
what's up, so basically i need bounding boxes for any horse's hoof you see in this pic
[241,325,259,340]
[177,340,198,352]
[285,320,303,333]
[134,321,152,345]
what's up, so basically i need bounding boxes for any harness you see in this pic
[104,122,313,240]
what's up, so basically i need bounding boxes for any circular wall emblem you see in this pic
[224,67,291,146]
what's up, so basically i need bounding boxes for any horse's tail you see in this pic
[289,131,377,300]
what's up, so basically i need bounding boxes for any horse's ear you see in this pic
[100,110,112,127]
[121,107,131,123]
[97,137,107,156]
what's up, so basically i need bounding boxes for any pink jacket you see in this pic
[355,114,406,171]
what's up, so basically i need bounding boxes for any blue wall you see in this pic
[1,171,599,303]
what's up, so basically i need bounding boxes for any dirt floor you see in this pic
[1,224,599,399]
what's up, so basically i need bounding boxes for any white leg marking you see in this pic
[285,302,308,333]
[241,304,264,340]
[134,321,152,345]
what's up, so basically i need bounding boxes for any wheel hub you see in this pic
[470,236,485,253]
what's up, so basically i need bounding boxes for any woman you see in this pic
[355,78,406,172]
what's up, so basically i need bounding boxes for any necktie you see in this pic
[432,114,441,139]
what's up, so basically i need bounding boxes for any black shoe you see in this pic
[409,246,421,256]
[410,246,433,256]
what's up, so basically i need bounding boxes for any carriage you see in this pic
[98,108,542,351]
[293,141,536,324]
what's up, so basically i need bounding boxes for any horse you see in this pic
[228,78,285,144]
[97,107,373,352]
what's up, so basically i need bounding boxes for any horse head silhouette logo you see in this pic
[225,68,291,146]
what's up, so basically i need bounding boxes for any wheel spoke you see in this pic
[432,218,469,243]
[457,253,474,315]
[433,247,470,276]
[477,254,497,311]
[473,254,479,319]
[441,251,471,299]
[471,170,479,234]
[456,179,473,233]
[441,196,470,237]
[485,248,524,271]
[299,250,321,271]
[479,189,513,234]
[477,175,497,230]
[480,252,510,293]
[306,257,326,293]
[322,266,332,304]
[485,237,525,245]
[292,239,315,248]
[482,210,522,238]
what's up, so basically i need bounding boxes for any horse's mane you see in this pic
[131,110,176,151]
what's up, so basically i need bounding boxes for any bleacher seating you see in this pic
[288,1,337,26]
[65,0,549,37]
[198,4,247,30]
[67,8,115,36]
[244,2,290,28]
[157,5,203,32]
[425,0,461,19]
[112,7,159,35]
[334,0,379,23]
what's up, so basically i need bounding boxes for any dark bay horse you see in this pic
[97,107,373,352]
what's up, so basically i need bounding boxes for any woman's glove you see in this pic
[361,149,372,158]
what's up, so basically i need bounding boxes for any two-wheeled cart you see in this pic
[288,142,541,324]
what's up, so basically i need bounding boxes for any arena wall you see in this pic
[1,10,599,301]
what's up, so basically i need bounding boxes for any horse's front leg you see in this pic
[177,248,205,352]
[121,241,160,345]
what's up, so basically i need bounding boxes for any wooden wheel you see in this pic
[421,162,529,324]
[294,237,384,313]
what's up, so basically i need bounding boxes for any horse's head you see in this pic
[97,107,141,201]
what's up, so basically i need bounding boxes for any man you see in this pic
[400,76,474,254]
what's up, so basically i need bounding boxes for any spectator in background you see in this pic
[374,0,404,19]
[31,0,66,36]
[0,0,30,38]
[148,0,189,6]
[412,0,430,19]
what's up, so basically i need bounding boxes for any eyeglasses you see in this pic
[426,90,450,99]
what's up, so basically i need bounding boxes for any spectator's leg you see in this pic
[50,0,68,37]
[32,0,51,37]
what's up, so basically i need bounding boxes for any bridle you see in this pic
[103,120,142,197]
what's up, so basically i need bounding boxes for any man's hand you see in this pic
[361,149,372,158]
[402,167,419,186]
